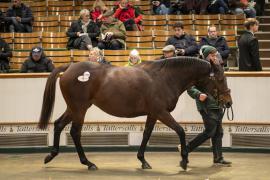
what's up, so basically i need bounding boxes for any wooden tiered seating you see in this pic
[33,16,59,32]
[72,50,90,62]
[9,51,29,70]
[59,16,78,32]
[13,32,41,50]
[41,32,68,49]
[44,50,71,67]
[48,1,74,16]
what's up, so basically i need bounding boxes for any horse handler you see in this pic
[185,45,232,166]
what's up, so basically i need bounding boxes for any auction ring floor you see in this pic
[0,152,269,180]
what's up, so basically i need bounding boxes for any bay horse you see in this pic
[38,56,232,171]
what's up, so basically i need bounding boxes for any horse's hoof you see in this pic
[180,159,188,171]
[44,154,54,164]
[88,164,98,171]
[142,162,152,169]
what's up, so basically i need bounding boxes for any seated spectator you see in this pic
[88,47,110,64]
[126,49,141,66]
[113,0,142,31]
[20,46,55,73]
[0,37,12,73]
[152,1,169,15]
[90,0,108,26]
[67,9,100,50]
[166,22,198,56]
[157,45,177,59]
[199,25,230,66]
[185,0,209,14]
[0,10,5,32]
[5,0,33,33]
[97,13,126,50]
[208,0,230,14]
[233,0,256,17]
[169,0,189,15]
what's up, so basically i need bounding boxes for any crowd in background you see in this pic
[0,0,265,73]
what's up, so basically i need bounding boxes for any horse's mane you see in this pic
[139,56,211,72]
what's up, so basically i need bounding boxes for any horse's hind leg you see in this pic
[137,116,157,169]
[44,111,71,164]
[157,111,188,171]
[70,120,98,170]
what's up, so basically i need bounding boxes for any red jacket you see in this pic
[91,9,102,22]
[113,4,142,24]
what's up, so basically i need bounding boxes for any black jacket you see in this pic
[166,34,198,56]
[5,3,33,25]
[199,36,230,60]
[0,38,12,71]
[238,31,262,71]
[20,51,54,73]
[66,19,100,49]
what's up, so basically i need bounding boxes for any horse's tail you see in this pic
[38,64,70,129]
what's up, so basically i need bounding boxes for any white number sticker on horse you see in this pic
[78,71,91,82]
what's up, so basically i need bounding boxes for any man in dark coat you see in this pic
[166,22,198,56]
[20,46,55,73]
[238,18,262,71]
[5,0,33,32]
[186,45,232,166]
[199,25,230,66]
[67,9,100,50]
[0,37,12,73]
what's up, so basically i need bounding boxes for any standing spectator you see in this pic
[208,0,230,14]
[88,47,110,64]
[255,0,265,16]
[5,0,33,33]
[151,0,169,15]
[67,9,100,50]
[113,0,142,31]
[0,37,12,73]
[186,45,232,166]
[199,25,230,66]
[166,22,198,56]
[97,14,126,50]
[126,49,141,66]
[20,46,54,73]
[157,45,177,59]
[238,18,262,71]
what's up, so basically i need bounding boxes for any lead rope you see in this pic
[222,106,234,121]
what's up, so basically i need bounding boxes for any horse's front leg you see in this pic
[70,122,98,170]
[158,111,188,171]
[44,112,71,164]
[137,116,157,169]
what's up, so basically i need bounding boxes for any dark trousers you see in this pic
[73,35,92,50]
[188,109,224,161]
[185,0,209,14]
[208,0,229,14]
[8,17,32,32]
[97,39,123,50]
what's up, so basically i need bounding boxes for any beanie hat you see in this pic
[200,45,217,59]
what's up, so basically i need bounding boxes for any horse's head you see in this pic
[210,63,232,108]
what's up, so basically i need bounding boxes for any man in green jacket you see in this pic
[186,45,231,166]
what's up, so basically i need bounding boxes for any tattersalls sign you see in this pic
[0,124,270,147]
